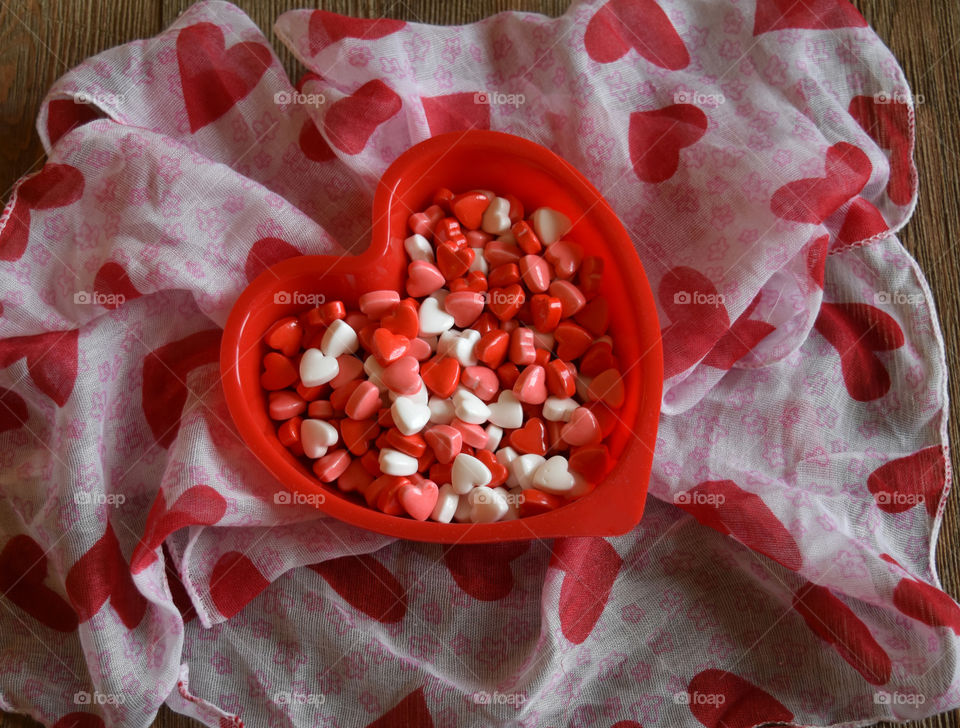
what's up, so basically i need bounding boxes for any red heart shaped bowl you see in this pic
[221,130,662,542]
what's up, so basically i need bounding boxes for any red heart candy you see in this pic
[385,428,427,457]
[569,445,610,483]
[371,327,411,365]
[509,417,548,455]
[519,489,564,517]
[531,294,563,333]
[451,191,490,230]
[261,352,298,390]
[554,321,592,360]
[381,299,419,338]
[475,329,509,368]
[313,449,352,482]
[574,296,609,336]
[421,355,461,398]
[475,449,509,487]
[484,240,522,267]
[264,316,303,357]
[341,418,379,455]
[545,359,576,398]
[487,284,525,321]
[436,241,475,281]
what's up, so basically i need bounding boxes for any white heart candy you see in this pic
[363,355,386,391]
[391,396,430,435]
[379,448,419,476]
[530,206,571,245]
[430,483,459,523]
[321,319,359,358]
[419,296,455,336]
[437,328,480,367]
[404,233,435,262]
[487,390,523,429]
[532,455,576,493]
[543,396,578,422]
[451,453,492,494]
[299,348,339,387]
[467,485,510,523]
[301,419,338,459]
[511,453,546,490]
[484,424,503,451]
[453,491,474,522]
[468,247,488,274]
[428,396,456,424]
[452,388,490,425]
[481,196,512,235]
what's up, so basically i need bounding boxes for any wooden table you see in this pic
[0,1,958,726]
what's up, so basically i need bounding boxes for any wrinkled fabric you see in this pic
[0,0,955,726]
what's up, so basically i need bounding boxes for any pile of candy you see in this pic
[259,188,625,523]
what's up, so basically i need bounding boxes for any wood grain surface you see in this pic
[0,1,957,726]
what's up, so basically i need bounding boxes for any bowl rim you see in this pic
[220,130,663,543]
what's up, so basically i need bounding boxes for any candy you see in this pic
[299,348,339,387]
[260,185,626,522]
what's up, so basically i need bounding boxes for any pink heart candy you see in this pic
[329,355,364,389]
[406,260,445,297]
[561,406,601,446]
[443,290,485,328]
[513,364,548,404]
[345,380,381,420]
[460,365,499,401]
[519,254,551,293]
[359,290,400,319]
[425,425,463,464]
[399,478,439,521]
[381,355,421,395]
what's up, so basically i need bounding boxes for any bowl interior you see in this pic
[221,131,662,542]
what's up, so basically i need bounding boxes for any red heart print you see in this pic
[584,0,689,69]
[549,537,622,644]
[46,98,103,146]
[309,553,407,622]
[849,95,913,206]
[753,0,866,34]
[813,302,904,402]
[0,534,78,632]
[702,293,776,370]
[893,575,960,635]
[807,234,829,289]
[176,22,273,133]
[867,446,945,518]
[629,104,708,184]
[685,670,793,728]
[771,142,872,223]
[658,267,730,378]
[324,80,402,155]
[141,329,222,447]
[299,119,337,163]
[676,480,803,571]
[93,261,142,309]
[131,485,229,573]
[792,581,891,685]
[53,713,106,728]
[0,163,84,262]
[443,542,530,601]
[308,10,406,55]
[0,387,28,433]
[0,329,79,406]
[365,687,433,728]
[833,197,887,250]
[245,236,303,283]
[210,551,270,619]
[421,92,491,136]
[65,523,148,629]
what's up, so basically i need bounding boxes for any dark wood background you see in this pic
[0,1,957,726]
